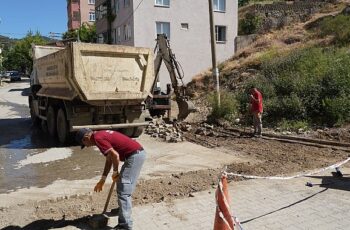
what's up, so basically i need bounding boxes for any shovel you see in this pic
[103,180,116,213]
[88,181,116,229]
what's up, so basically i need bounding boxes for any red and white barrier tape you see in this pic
[225,157,350,180]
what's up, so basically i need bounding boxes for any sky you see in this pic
[0,0,67,39]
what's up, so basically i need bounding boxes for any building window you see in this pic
[89,11,95,21]
[155,0,170,7]
[117,27,121,43]
[73,11,80,21]
[115,0,120,12]
[97,32,108,44]
[213,0,226,12]
[98,33,104,43]
[215,25,226,42]
[181,23,189,30]
[124,0,130,8]
[156,22,170,39]
[96,2,107,20]
[88,0,95,5]
[124,24,131,41]
[112,28,116,44]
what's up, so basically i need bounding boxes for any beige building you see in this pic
[95,0,238,85]
[67,0,96,30]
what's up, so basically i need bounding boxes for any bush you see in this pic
[236,46,350,127]
[318,14,350,45]
[322,96,350,126]
[277,119,309,132]
[207,91,238,123]
[239,13,262,35]
[238,0,249,7]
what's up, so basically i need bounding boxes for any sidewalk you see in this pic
[107,165,350,230]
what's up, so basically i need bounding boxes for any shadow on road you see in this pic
[1,212,118,230]
[1,216,90,230]
[8,87,31,96]
[241,188,328,224]
[306,174,350,192]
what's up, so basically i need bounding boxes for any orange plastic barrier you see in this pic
[213,174,235,230]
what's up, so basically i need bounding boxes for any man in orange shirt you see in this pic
[250,86,263,137]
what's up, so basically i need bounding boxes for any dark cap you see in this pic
[75,128,92,149]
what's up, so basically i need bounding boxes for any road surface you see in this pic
[0,80,238,228]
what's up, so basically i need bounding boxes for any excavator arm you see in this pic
[153,34,196,120]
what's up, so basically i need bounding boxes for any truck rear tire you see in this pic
[120,128,134,137]
[120,127,144,138]
[47,106,57,137]
[57,108,69,144]
[132,127,144,138]
[41,120,48,133]
[29,96,40,126]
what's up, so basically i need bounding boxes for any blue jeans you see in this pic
[117,149,146,230]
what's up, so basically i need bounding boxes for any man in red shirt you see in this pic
[76,128,146,230]
[250,86,263,137]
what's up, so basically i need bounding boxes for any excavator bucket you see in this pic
[176,98,196,120]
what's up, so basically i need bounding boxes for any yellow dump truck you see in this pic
[29,42,154,143]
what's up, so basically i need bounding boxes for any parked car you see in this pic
[1,71,11,80]
[9,71,21,81]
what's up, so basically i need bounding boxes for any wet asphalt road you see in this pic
[0,80,105,194]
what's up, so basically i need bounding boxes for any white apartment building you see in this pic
[96,0,238,86]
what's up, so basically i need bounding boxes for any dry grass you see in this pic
[187,2,348,96]
[221,6,346,74]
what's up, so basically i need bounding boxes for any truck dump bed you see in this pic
[34,42,154,105]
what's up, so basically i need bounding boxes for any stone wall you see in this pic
[244,1,327,33]
[235,34,258,52]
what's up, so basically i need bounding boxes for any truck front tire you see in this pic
[57,108,68,144]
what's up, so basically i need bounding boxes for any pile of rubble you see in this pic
[145,118,192,143]
[193,123,219,137]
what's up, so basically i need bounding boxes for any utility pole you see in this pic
[208,0,220,107]
[0,47,2,87]
[0,18,2,87]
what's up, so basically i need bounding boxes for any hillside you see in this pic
[186,1,350,130]
[0,35,17,47]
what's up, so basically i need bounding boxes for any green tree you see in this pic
[238,0,249,7]
[2,31,46,73]
[239,13,262,35]
[62,23,97,43]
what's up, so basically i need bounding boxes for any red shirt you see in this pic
[93,130,142,161]
[251,89,263,113]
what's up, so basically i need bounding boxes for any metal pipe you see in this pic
[71,122,149,131]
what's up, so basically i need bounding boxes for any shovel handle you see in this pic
[103,180,116,213]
